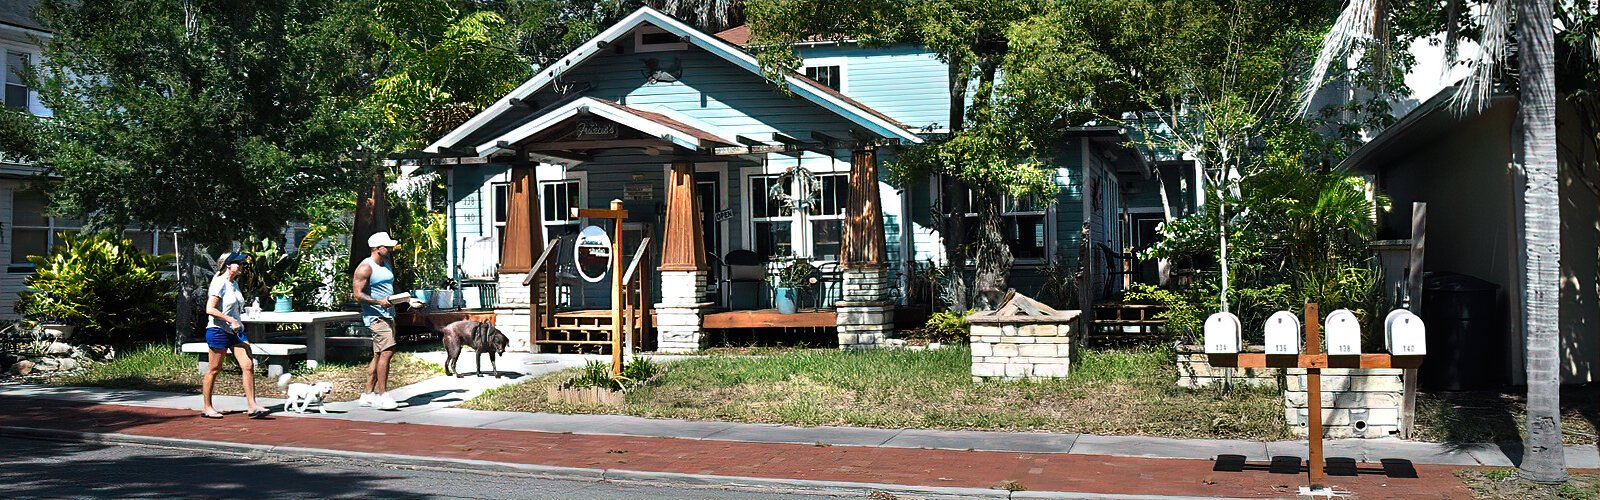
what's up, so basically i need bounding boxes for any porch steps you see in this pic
[535,308,649,354]
[1087,302,1167,346]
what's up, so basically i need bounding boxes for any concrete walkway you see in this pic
[0,379,1593,470]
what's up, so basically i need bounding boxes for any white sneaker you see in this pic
[377,393,399,410]
[358,393,375,407]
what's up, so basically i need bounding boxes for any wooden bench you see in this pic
[181,343,307,377]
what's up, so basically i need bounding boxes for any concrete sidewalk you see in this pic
[0,381,1593,470]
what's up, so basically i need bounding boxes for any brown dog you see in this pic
[439,320,509,378]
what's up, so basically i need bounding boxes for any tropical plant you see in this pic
[565,358,661,392]
[14,232,175,345]
[920,310,971,345]
[387,172,450,291]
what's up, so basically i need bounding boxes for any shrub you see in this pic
[15,232,175,344]
[921,310,971,344]
[564,358,662,392]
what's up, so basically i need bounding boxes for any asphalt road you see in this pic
[0,436,858,499]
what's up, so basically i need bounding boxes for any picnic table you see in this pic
[242,311,362,369]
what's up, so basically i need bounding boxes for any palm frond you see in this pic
[1299,0,1381,116]
[1450,0,1511,115]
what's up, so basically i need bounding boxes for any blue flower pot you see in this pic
[413,289,432,304]
[273,296,292,313]
[774,287,798,314]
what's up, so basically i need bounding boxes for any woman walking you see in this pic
[200,252,269,419]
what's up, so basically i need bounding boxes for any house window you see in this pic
[491,182,509,258]
[10,190,84,265]
[804,65,842,91]
[540,177,584,241]
[122,230,177,256]
[634,26,688,52]
[953,188,1054,263]
[746,171,849,260]
[5,50,31,112]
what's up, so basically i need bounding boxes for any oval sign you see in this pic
[574,225,612,283]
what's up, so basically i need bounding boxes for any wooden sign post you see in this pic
[1208,303,1425,491]
[574,200,629,376]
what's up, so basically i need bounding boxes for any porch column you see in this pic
[836,146,893,349]
[656,159,711,353]
[496,159,542,352]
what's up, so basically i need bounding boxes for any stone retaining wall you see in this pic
[1283,368,1404,439]
[1174,349,1281,389]
[970,322,1078,381]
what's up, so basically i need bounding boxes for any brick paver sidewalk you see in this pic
[0,396,1478,498]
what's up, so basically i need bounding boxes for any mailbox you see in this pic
[1204,312,1243,354]
[1264,311,1302,354]
[1325,309,1362,355]
[1384,309,1427,355]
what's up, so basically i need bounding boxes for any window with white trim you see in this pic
[802,57,847,92]
[953,189,1053,263]
[745,171,849,260]
[539,176,584,241]
[491,182,510,259]
[10,189,83,265]
[4,49,30,112]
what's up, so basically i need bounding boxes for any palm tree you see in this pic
[647,0,744,32]
[1299,0,1567,483]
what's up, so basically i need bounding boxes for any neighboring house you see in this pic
[415,7,1194,353]
[1341,88,1599,385]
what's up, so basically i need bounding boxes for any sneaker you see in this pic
[358,393,375,407]
[377,393,399,410]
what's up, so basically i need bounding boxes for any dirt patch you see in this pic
[1457,468,1599,500]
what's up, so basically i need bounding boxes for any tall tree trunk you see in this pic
[972,185,1012,309]
[941,54,970,311]
[1517,0,1568,484]
[172,232,193,352]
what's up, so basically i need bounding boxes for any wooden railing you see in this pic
[620,236,652,353]
[523,239,560,338]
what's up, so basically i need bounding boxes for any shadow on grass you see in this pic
[1414,385,1599,466]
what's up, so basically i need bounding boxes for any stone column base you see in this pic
[835,302,893,348]
[655,303,711,353]
[493,307,534,352]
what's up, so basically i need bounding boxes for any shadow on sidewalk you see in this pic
[1214,454,1419,479]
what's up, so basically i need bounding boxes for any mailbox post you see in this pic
[1207,303,1425,491]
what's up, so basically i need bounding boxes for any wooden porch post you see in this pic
[499,159,544,273]
[841,146,887,269]
[659,159,707,272]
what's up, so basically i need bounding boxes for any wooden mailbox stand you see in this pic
[574,200,629,376]
[1207,303,1424,490]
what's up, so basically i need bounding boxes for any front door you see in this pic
[694,171,722,299]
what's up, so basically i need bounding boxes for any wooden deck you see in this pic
[702,309,837,329]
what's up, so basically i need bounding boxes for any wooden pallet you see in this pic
[1087,302,1167,345]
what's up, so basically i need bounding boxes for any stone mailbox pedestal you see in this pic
[968,291,1081,382]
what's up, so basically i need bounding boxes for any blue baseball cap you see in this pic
[224,252,251,266]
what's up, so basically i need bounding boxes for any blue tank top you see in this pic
[361,257,394,325]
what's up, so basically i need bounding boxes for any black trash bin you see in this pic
[1418,272,1505,391]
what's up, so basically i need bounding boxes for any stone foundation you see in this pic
[656,270,709,353]
[493,272,535,351]
[1174,348,1281,389]
[970,323,1078,381]
[835,267,892,348]
[1284,368,1404,439]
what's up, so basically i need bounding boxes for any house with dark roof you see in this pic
[417,7,1194,352]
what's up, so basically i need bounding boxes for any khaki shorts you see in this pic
[369,317,397,353]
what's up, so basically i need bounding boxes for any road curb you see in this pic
[0,425,1238,500]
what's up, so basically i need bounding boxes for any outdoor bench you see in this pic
[181,342,306,377]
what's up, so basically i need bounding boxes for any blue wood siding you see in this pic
[795,44,953,132]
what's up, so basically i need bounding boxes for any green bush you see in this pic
[564,358,662,392]
[921,310,971,344]
[15,232,175,344]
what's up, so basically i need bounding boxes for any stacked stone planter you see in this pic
[1174,346,1281,389]
[968,292,1080,382]
[1284,368,1404,438]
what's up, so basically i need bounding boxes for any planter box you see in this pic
[1174,346,1281,389]
[39,324,74,342]
[545,386,625,406]
[1284,368,1404,439]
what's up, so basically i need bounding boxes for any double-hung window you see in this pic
[539,173,585,241]
[745,169,849,261]
[953,188,1054,264]
[4,49,30,112]
[491,182,510,259]
[10,190,83,266]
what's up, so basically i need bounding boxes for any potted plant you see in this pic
[21,299,74,341]
[772,258,817,314]
[270,282,295,313]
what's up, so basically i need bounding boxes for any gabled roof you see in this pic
[426,7,922,154]
[1338,85,1517,174]
[473,96,738,157]
[714,25,751,46]
[0,0,46,34]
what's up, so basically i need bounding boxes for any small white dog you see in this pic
[276,374,334,414]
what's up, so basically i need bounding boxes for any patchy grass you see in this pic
[1458,468,1599,500]
[53,344,441,402]
[1414,387,1599,446]
[465,346,1289,440]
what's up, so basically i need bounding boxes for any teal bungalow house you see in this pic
[413,7,1192,353]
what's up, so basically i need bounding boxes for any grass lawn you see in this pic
[1414,387,1599,446]
[464,346,1290,440]
[52,344,441,403]
[1457,468,1599,500]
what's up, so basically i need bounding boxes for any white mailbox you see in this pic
[1264,311,1302,355]
[1204,312,1243,354]
[1384,309,1427,356]
[1324,309,1362,355]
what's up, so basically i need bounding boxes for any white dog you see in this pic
[276,374,334,414]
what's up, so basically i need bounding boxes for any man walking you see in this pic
[353,231,414,410]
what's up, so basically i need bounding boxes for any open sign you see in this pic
[575,225,612,283]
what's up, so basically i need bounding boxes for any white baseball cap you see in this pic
[367,231,399,248]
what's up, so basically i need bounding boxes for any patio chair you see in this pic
[1096,242,1137,299]
[719,249,767,310]
[814,262,844,308]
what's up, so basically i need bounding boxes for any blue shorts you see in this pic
[204,327,249,350]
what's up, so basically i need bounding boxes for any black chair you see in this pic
[720,250,767,310]
[1096,242,1137,299]
[814,262,844,308]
